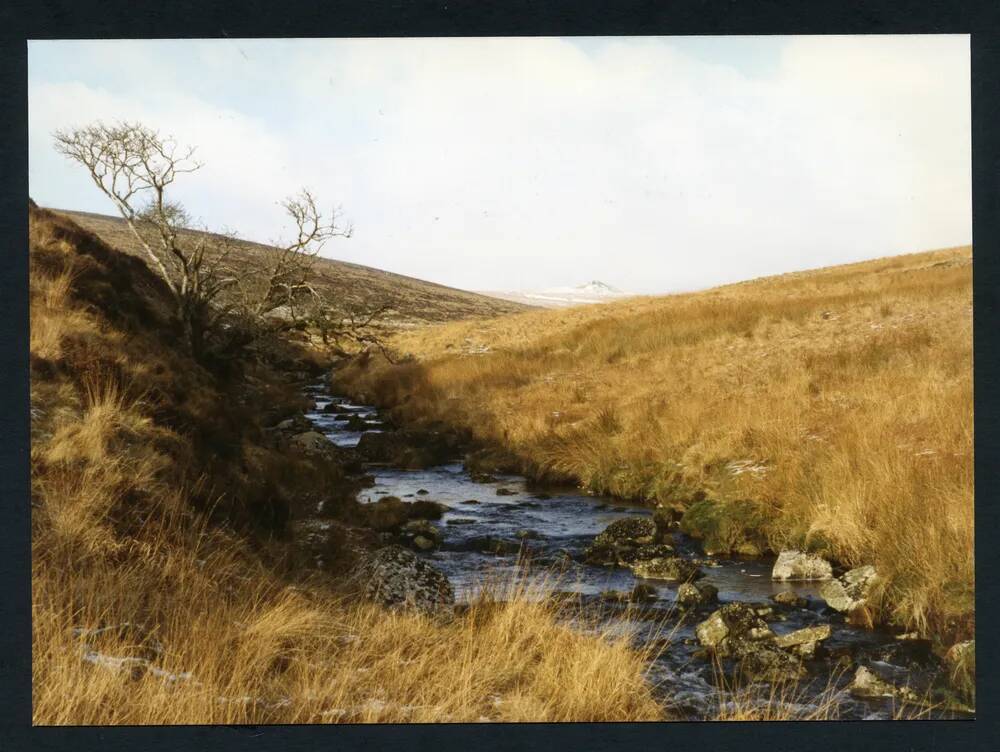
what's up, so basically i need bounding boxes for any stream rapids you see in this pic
[299,382,965,721]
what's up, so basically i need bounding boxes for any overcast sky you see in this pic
[28,36,971,294]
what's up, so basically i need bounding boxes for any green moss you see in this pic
[680,498,769,556]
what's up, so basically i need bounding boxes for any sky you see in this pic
[28,36,971,295]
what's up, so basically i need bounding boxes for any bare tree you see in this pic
[233,189,352,323]
[53,121,360,360]
[310,300,397,362]
[55,121,227,355]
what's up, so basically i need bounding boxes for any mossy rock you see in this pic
[680,498,768,556]
[945,640,975,708]
[365,496,410,531]
[465,446,523,475]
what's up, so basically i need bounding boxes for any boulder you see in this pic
[944,640,975,706]
[770,590,808,608]
[290,431,336,457]
[630,583,658,603]
[676,582,719,609]
[465,447,522,475]
[696,604,775,652]
[445,518,477,526]
[774,624,831,659]
[626,543,675,562]
[496,488,517,496]
[695,603,805,680]
[412,535,436,551]
[584,517,660,565]
[652,505,681,538]
[602,517,658,546]
[739,643,806,680]
[401,519,442,551]
[455,536,517,556]
[849,665,917,701]
[771,550,833,581]
[409,500,449,520]
[364,497,410,532]
[356,545,454,616]
[629,557,702,581]
[819,565,879,615]
[343,414,370,432]
[273,414,312,433]
[355,430,458,468]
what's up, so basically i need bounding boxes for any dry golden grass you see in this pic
[337,247,973,643]
[30,207,663,725]
[709,669,846,721]
[34,511,663,724]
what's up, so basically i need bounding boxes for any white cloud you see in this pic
[29,36,971,294]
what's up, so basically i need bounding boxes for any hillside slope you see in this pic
[55,209,532,328]
[29,205,660,724]
[336,246,974,644]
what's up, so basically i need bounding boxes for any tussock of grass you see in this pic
[30,206,662,724]
[34,521,663,723]
[337,247,973,643]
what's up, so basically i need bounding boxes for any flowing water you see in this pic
[301,383,964,720]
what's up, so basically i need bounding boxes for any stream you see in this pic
[300,382,963,721]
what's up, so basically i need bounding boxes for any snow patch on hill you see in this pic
[480,281,632,308]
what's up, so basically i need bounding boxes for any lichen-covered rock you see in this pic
[676,581,719,609]
[944,640,975,707]
[695,603,775,652]
[290,431,337,457]
[774,624,831,659]
[623,543,675,562]
[597,517,657,546]
[584,517,660,565]
[819,565,879,614]
[356,545,454,616]
[849,665,916,701]
[770,590,808,608]
[695,603,804,681]
[401,519,442,551]
[737,642,806,681]
[629,556,702,581]
[412,535,435,551]
[771,550,833,581]
[273,414,313,433]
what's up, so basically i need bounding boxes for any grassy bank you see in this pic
[335,247,973,644]
[30,205,662,724]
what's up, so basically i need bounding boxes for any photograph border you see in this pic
[2,1,997,750]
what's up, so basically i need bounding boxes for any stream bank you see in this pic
[297,381,972,720]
